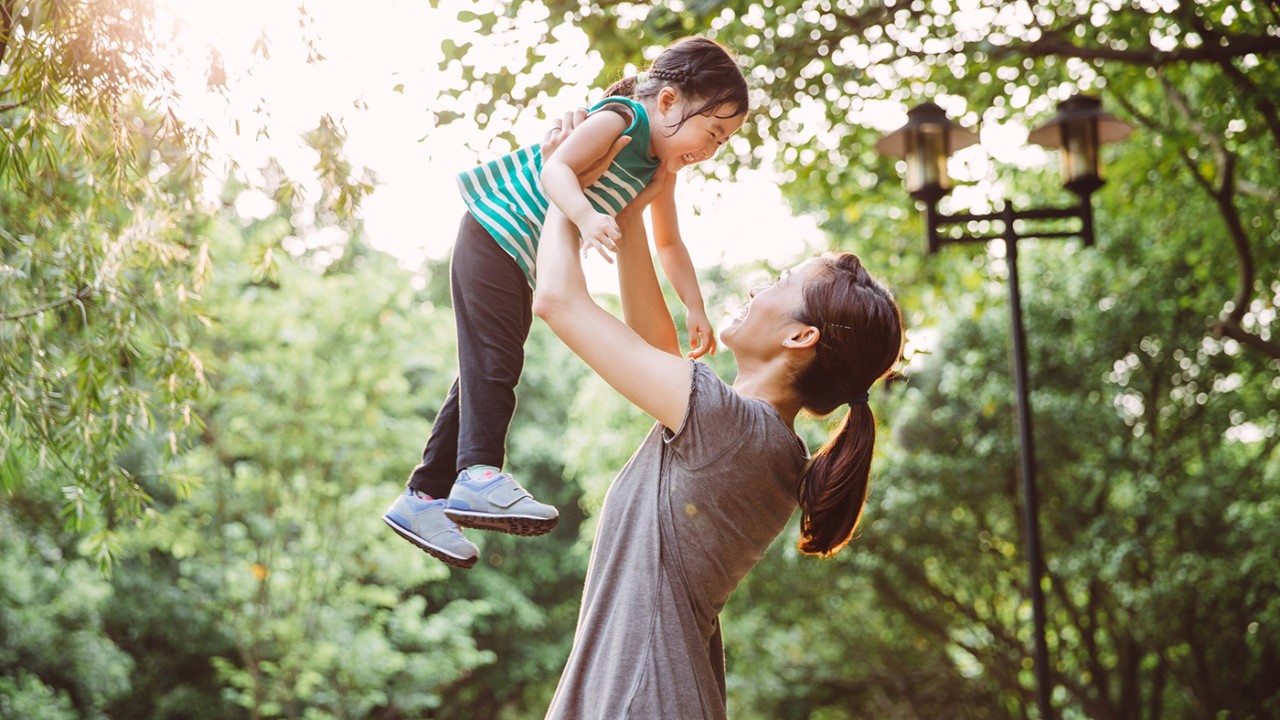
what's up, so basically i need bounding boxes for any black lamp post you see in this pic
[876,94,1131,720]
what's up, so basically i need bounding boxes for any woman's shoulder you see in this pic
[669,362,809,467]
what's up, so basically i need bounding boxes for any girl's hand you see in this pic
[579,212,621,263]
[685,306,717,359]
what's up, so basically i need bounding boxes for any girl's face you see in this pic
[721,259,821,360]
[650,87,745,171]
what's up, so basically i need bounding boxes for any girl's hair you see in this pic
[792,253,904,557]
[604,36,749,132]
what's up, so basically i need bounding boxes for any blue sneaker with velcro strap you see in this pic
[444,467,559,537]
[382,489,479,569]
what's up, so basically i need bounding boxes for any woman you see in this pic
[533,159,905,719]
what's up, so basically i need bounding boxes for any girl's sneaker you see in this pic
[444,468,559,537]
[383,489,479,569]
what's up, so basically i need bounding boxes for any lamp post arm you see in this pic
[924,197,1098,251]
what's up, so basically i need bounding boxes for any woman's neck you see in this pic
[732,360,805,429]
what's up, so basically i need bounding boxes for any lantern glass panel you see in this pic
[1061,119,1103,195]
[905,125,949,200]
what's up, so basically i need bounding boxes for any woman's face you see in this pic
[720,258,822,358]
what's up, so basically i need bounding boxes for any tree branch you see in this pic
[1180,2,1280,151]
[1148,650,1168,720]
[1210,318,1280,359]
[833,3,897,36]
[1219,62,1280,150]
[1109,90,1166,136]
[1237,180,1280,203]
[0,287,94,321]
[0,0,13,70]
[1047,579,1117,717]
[872,571,1028,700]
[1150,78,1279,360]
[1003,31,1280,68]
[1253,430,1280,470]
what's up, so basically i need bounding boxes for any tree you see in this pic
[0,507,134,717]
[0,0,210,562]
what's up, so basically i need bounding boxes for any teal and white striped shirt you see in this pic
[456,96,662,287]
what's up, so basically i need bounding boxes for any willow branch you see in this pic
[0,0,12,70]
[0,287,94,321]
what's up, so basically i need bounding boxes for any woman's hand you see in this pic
[619,166,675,224]
[542,109,631,188]
[685,305,717,359]
[542,109,632,261]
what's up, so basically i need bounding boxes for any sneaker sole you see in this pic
[382,514,478,569]
[445,510,558,537]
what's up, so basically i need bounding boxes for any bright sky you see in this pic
[153,0,829,299]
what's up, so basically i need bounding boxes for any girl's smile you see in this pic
[648,88,746,171]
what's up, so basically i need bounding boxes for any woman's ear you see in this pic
[783,325,820,350]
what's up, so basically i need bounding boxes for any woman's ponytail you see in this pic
[791,253,903,557]
[797,403,876,556]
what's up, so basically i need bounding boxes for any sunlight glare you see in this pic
[149,0,826,286]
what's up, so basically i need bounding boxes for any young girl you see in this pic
[383,36,750,569]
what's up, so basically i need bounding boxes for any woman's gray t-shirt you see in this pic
[546,362,809,720]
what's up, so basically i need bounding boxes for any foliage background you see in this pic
[2,0,1277,718]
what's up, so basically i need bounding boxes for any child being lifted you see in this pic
[384,36,749,568]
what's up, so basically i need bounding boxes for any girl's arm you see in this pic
[649,177,717,358]
[540,111,630,261]
[533,206,691,430]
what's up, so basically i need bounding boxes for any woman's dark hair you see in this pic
[603,36,749,133]
[792,252,904,557]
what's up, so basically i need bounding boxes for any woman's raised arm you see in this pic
[615,201,681,357]
[533,207,691,429]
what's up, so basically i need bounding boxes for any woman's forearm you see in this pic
[616,210,680,356]
[655,241,706,313]
[648,179,705,313]
[533,206,692,430]
[531,208,591,322]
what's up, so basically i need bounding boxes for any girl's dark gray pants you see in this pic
[408,213,533,499]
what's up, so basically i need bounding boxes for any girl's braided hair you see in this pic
[605,36,749,133]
